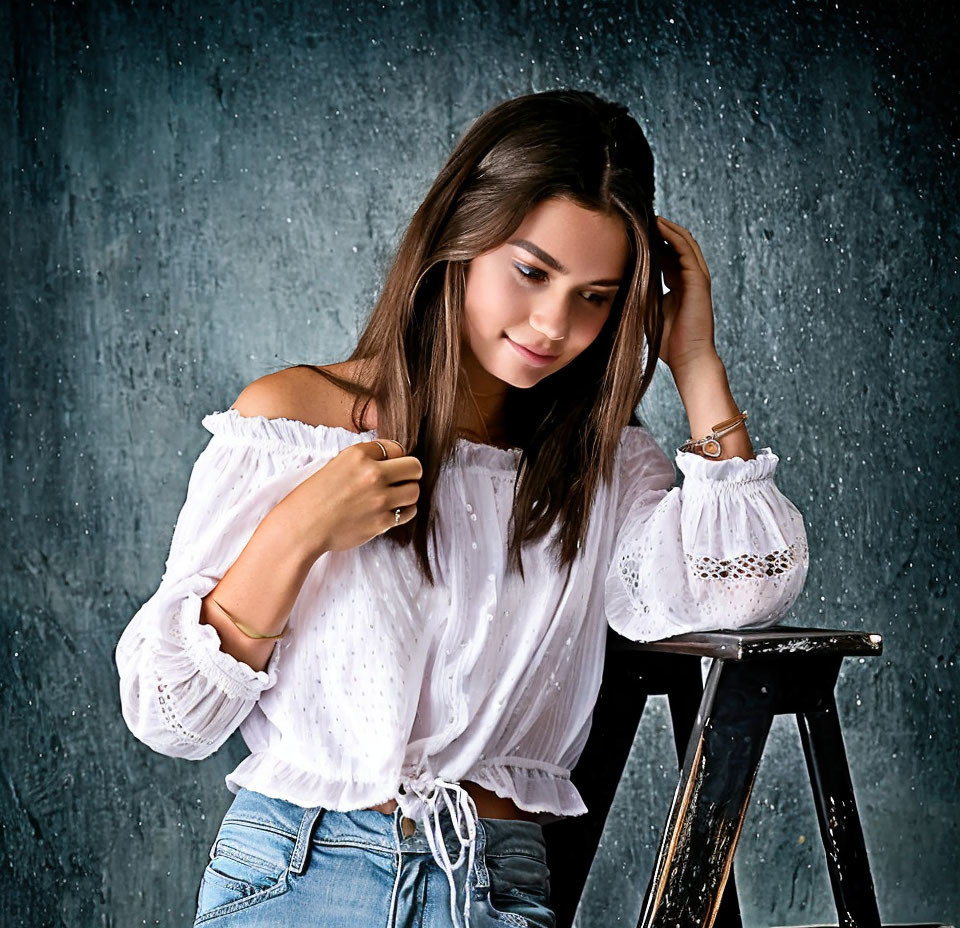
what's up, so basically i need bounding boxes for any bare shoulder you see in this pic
[230,361,378,432]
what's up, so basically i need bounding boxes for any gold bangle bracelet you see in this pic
[209,596,287,640]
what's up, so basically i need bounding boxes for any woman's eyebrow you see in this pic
[508,238,623,287]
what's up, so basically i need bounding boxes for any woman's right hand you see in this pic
[277,439,422,558]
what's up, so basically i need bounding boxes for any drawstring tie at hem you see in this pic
[395,774,479,928]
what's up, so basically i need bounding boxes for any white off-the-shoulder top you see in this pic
[115,408,809,926]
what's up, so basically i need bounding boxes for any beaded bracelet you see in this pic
[209,596,287,640]
[678,410,748,458]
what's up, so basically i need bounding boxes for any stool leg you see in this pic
[639,660,775,928]
[796,695,882,928]
[665,662,744,928]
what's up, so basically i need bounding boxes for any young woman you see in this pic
[115,89,809,928]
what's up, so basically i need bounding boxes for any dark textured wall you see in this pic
[2,1,957,925]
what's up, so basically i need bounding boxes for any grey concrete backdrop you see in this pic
[2,1,957,925]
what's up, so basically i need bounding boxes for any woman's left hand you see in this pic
[654,216,719,374]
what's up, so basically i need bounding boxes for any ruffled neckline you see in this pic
[202,408,522,471]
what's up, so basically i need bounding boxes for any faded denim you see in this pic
[192,787,556,927]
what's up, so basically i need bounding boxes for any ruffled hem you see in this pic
[675,446,779,483]
[202,408,523,473]
[467,756,588,825]
[224,751,587,825]
[225,752,393,809]
[202,408,374,457]
[450,439,522,473]
[173,585,281,700]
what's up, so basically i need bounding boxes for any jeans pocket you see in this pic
[194,819,294,924]
[483,851,555,928]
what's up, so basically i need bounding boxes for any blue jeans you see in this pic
[192,787,556,927]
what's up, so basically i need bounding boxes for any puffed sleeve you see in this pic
[603,426,809,642]
[114,412,320,760]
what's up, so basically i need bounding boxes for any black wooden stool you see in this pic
[541,624,943,928]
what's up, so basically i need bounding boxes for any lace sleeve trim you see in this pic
[685,537,809,580]
[152,669,220,750]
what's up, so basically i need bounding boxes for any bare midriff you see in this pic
[364,779,540,822]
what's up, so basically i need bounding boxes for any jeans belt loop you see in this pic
[290,805,325,875]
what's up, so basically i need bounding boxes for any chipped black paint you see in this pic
[631,632,883,928]
[625,626,885,661]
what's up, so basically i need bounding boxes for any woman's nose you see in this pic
[529,297,571,342]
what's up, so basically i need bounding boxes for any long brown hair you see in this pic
[292,89,663,587]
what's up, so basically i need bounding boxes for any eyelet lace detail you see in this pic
[686,537,808,579]
[154,674,218,750]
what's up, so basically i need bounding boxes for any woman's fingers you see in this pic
[359,438,406,461]
[656,216,709,279]
[655,216,711,283]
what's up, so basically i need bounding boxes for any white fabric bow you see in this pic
[397,773,480,928]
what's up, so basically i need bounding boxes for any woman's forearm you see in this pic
[669,352,756,462]
[199,501,322,673]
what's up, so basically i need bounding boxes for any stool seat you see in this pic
[627,624,883,660]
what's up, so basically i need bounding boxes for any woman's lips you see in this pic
[505,336,557,366]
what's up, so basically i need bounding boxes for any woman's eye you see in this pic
[513,262,547,282]
[514,263,610,307]
[583,292,610,305]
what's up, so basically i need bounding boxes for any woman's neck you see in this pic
[457,350,508,446]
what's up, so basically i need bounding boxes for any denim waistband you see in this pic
[221,786,547,861]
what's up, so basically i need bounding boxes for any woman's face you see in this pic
[461,195,629,391]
